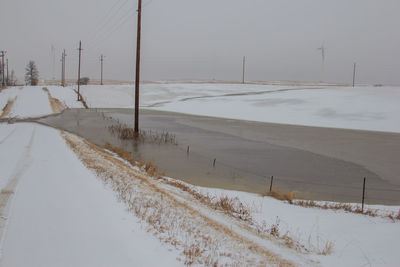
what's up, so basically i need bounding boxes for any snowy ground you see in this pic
[81,83,400,133]
[0,87,182,266]
[0,85,399,266]
[0,124,181,267]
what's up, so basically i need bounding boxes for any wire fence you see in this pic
[84,109,400,206]
[170,143,400,205]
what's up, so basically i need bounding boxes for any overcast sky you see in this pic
[1,0,400,85]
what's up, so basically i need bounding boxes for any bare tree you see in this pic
[25,60,39,85]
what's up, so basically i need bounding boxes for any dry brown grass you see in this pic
[0,97,17,118]
[163,178,252,222]
[104,143,161,178]
[108,124,177,145]
[104,143,136,166]
[385,209,400,221]
[293,200,400,221]
[267,190,296,203]
[44,88,66,113]
[61,131,296,266]
[73,89,89,109]
[319,240,335,255]
[93,144,333,256]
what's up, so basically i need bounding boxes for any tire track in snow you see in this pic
[0,127,17,145]
[0,127,35,256]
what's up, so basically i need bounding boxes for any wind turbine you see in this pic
[317,44,325,82]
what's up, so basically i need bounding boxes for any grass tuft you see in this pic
[108,124,177,145]
[0,97,17,118]
[267,190,295,203]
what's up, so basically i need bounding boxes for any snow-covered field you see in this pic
[81,83,400,133]
[0,85,399,266]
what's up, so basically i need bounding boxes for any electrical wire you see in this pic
[86,7,136,52]
[84,0,130,45]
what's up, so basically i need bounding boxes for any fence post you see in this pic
[269,176,274,192]
[361,177,366,212]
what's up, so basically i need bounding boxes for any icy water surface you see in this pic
[39,108,400,204]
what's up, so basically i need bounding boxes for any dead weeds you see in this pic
[104,143,161,178]
[0,97,17,118]
[93,144,333,257]
[266,189,296,204]
[293,200,400,221]
[108,124,177,145]
[61,131,295,266]
[44,88,66,113]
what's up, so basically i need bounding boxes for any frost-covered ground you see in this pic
[81,83,400,133]
[0,85,399,266]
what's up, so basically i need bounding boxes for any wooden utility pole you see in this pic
[134,0,142,133]
[242,56,246,84]
[6,58,9,85]
[77,41,82,101]
[60,52,63,86]
[0,51,5,86]
[352,62,356,88]
[51,44,56,81]
[61,50,66,87]
[100,54,104,85]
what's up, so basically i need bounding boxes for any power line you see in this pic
[85,0,132,48]
[84,0,129,43]
[86,7,136,51]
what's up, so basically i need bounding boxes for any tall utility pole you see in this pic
[134,0,142,133]
[0,51,5,86]
[100,54,104,85]
[318,44,325,82]
[77,41,82,101]
[51,44,56,81]
[6,58,9,85]
[352,62,357,88]
[61,50,66,87]
[60,52,63,86]
[242,56,246,84]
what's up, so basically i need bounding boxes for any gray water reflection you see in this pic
[39,108,400,204]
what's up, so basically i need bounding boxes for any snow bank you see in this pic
[199,186,400,266]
